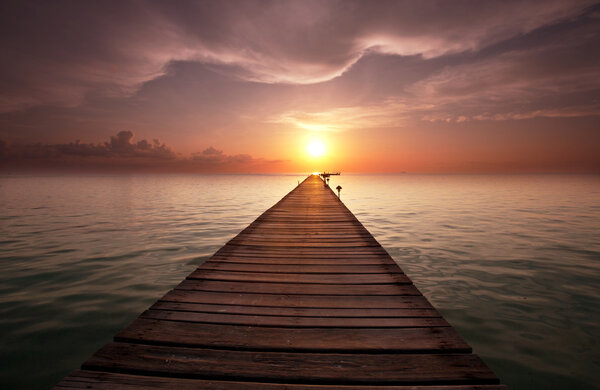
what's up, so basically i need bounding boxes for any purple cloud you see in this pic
[192,147,253,165]
[0,0,595,113]
[0,132,282,173]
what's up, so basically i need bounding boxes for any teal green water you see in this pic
[0,174,599,389]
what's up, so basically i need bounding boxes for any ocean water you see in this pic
[0,174,598,389]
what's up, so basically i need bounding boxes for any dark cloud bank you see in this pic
[0,131,282,173]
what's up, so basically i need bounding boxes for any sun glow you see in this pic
[307,140,325,158]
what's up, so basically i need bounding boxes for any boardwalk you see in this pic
[55,175,505,389]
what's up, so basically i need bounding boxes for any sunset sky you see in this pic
[1,0,599,173]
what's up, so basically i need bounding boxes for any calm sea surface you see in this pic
[0,174,599,389]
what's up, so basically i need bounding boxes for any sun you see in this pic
[307,140,325,158]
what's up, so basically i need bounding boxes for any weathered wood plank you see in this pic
[198,262,404,274]
[235,230,375,236]
[139,309,450,328]
[56,370,508,389]
[115,318,470,352]
[227,242,382,248]
[187,269,411,284]
[208,255,397,265]
[175,279,420,295]
[212,255,394,262]
[82,342,499,385]
[149,301,440,317]
[215,245,390,254]
[160,290,434,308]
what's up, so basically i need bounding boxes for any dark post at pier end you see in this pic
[319,172,340,187]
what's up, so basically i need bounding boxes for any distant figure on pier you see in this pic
[336,185,342,198]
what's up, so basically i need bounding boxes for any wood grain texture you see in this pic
[149,301,440,317]
[82,342,499,385]
[159,290,435,308]
[56,370,508,389]
[197,262,405,273]
[114,318,470,352]
[139,309,450,328]
[187,269,411,284]
[54,175,503,389]
[174,279,421,295]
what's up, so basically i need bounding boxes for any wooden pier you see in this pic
[55,174,505,389]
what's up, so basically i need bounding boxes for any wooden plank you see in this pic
[160,290,434,308]
[229,238,378,244]
[235,230,375,235]
[231,231,374,237]
[149,301,439,317]
[242,223,370,229]
[215,246,390,254]
[139,309,450,328]
[208,255,397,265]
[227,242,381,248]
[56,370,508,389]
[212,251,393,258]
[214,247,391,255]
[187,270,411,284]
[231,234,375,239]
[115,319,469,353]
[82,342,499,385]
[213,251,393,258]
[198,262,404,274]
[175,279,421,295]
[212,252,392,258]
[228,240,380,246]
[253,219,360,223]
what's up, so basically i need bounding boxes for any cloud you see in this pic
[2,131,175,160]
[0,0,595,112]
[406,37,600,121]
[270,5,600,130]
[269,100,418,132]
[191,147,253,165]
[0,132,282,173]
